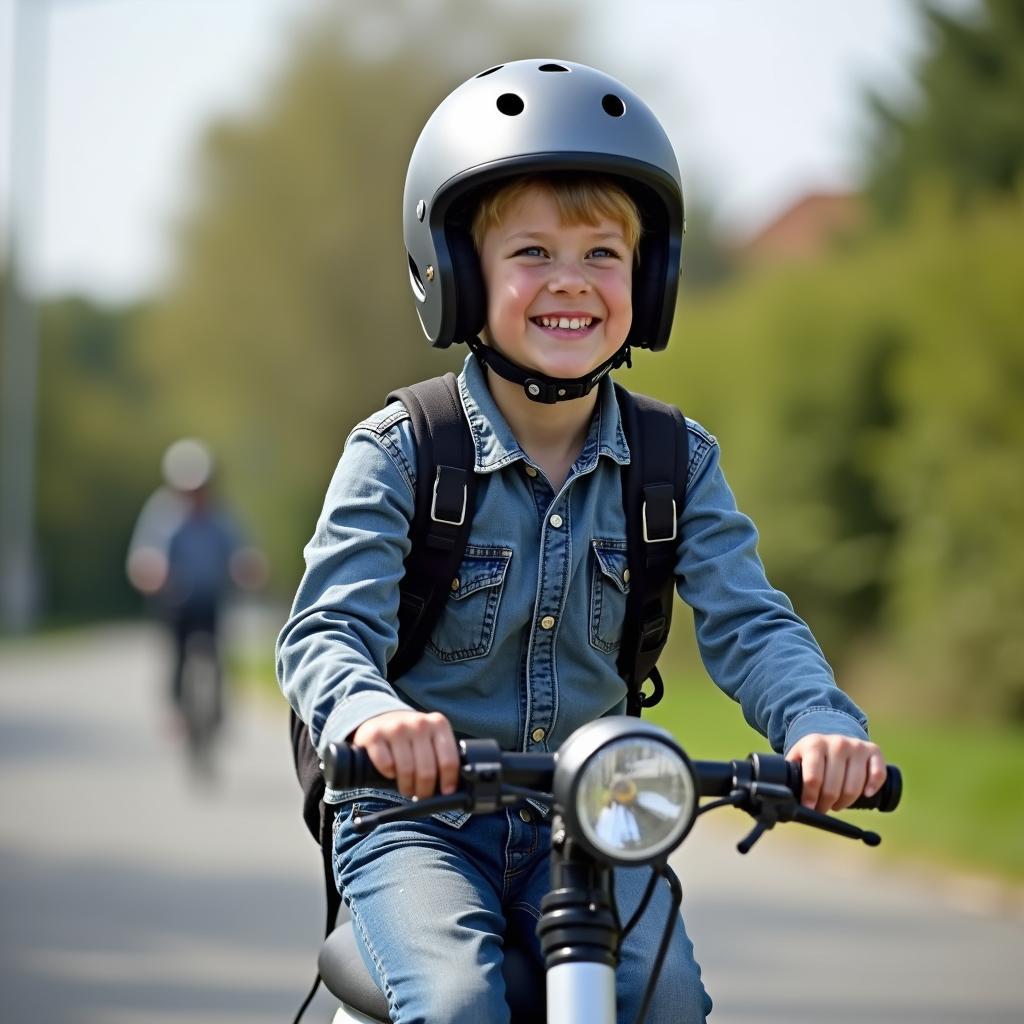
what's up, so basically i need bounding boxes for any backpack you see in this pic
[287,371,689,1020]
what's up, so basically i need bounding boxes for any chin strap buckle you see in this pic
[467,336,627,405]
[522,363,615,404]
[523,378,578,403]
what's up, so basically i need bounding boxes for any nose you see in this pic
[547,258,590,295]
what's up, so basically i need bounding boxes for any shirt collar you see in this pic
[457,354,631,475]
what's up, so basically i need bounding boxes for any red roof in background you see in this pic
[739,192,865,264]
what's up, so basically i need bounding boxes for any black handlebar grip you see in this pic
[323,743,396,791]
[849,765,902,812]
[786,759,902,812]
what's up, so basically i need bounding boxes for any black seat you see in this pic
[319,921,546,1021]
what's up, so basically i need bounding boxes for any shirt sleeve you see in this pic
[674,425,869,753]
[276,420,417,755]
[126,487,186,560]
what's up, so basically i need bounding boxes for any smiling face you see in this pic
[476,184,635,382]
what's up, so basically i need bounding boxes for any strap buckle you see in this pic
[638,615,668,652]
[642,485,677,544]
[431,467,467,526]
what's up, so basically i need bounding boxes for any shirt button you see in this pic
[519,808,533,823]
[623,568,630,584]
[549,514,563,528]
[531,728,546,743]
[540,615,555,630]
[524,466,538,478]
[450,577,460,591]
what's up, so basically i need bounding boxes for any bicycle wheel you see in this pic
[181,629,222,779]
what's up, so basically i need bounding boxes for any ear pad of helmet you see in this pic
[625,185,671,351]
[447,225,487,345]
[629,241,664,349]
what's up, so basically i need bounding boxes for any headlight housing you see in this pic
[553,718,697,865]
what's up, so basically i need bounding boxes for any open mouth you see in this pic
[531,315,600,332]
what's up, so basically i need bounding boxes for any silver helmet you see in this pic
[403,59,684,356]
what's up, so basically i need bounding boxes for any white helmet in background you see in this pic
[161,438,215,493]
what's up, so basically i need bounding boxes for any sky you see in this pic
[0,0,979,305]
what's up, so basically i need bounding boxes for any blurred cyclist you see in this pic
[127,438,267,729]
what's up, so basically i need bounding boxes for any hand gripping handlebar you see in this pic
[324,740,902,814]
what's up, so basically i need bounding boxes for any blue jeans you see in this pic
[332,799,713,1024]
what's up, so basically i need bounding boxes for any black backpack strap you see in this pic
[385,372,479,681]
[614,383,689,715]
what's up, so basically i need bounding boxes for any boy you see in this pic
[277,60,886,1024]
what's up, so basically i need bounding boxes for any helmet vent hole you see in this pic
[496,93,525,116]
[476,65,503,78]
[602,93,626,118]
[538,63,569,73]
[408,254,426,302]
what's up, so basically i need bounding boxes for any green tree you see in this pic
[868,188,1024,720]
[139,0,579,592]
[867,0,1024,220]
[630,247,902,662]
[34,295,159,620]
[679,194,737,292]
[631,182,1024,722]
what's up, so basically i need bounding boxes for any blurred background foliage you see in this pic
[635,181,1024,723]
[134,0,580,592]
[866,0,1024,220]
[8,0,1023,724]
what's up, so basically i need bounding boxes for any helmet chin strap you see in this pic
[465,336,631,404]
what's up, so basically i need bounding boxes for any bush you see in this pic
[629,185,1024,722]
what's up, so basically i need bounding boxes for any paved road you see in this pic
[1,623,1022,1023]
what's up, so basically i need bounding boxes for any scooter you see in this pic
[316,717,902,1024]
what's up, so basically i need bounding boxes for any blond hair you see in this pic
[470,174,642,255]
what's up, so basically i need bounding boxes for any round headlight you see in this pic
[554,719,697,865]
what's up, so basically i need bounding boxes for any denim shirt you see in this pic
[277,355,868,805]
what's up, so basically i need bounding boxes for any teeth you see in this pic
[538,316,594,330]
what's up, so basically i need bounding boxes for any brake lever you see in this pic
[791,805,881,847]
[734,782,790,853]
[732,782,881,852]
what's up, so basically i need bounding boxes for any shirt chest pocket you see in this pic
[590,539,630,654]
[427,546,513,663]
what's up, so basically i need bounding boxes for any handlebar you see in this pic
[324,740,902,813]
[323,739,556,794]
[693,754,902,813]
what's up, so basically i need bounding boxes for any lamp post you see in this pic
[0,0,48,632]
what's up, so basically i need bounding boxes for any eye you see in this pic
[588,246,622,260]
[513,245,548,258]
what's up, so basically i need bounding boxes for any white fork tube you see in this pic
[330,1004,381,1024]
[546,961,616,1024]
